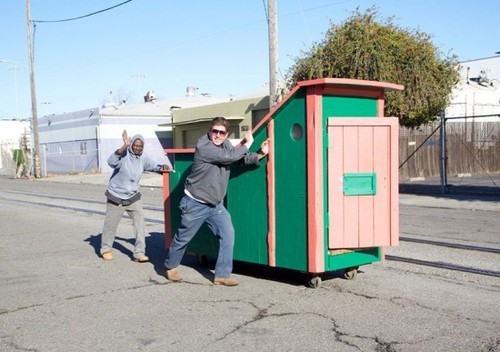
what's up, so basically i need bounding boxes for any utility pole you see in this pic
[268,0,279,108]
[439,111,448,194]
[26,0,41,178]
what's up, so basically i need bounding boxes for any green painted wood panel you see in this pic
[323,95,378,118]
[168,133,272,265]
[273,90,308,271]
[343,172,377,196]
[168,153,220,258]
[227,130,270,264]
[327,248,382,271]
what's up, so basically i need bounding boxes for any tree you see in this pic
[12,149,26,178]
[286,8,460,128]
[12,149,25,166]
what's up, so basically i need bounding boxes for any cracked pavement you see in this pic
[0,177,499,351]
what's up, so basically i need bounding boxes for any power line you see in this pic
[262,0,269,20]
[32,0,133,24]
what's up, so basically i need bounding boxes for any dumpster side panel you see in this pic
[273,90,309,271]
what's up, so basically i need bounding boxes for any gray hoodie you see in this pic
[106,134,170,200]
[185,133,260,205]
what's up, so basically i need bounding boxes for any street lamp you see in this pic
[0,59,22,65]
[0,59,23,119]
[7,66,20,119]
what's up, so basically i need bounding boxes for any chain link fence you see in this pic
[399,117,500,195]
[0,142,18,176]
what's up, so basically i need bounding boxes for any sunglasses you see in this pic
[211,129,228,136]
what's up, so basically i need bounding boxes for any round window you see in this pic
[291,123,303,142]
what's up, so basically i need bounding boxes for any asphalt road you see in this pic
[0,175,499,352]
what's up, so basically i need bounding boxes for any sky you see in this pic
[0,0,499,120]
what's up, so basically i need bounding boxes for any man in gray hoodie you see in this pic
[100,130,172,262]
[164,117,269,286]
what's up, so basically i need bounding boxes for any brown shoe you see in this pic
[213,277,239,286]
[166,268,182,282]
[102,251,113,261]
[134,255,149,263]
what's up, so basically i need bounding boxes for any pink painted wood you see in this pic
[266,120,276,267]
[305,85,326,273]
[327,118,399,249]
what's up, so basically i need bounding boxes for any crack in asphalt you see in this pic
[486,337,500,352]
[0,275,230,316]
[0,281,164,315]
[0,335,39,351]
[196,299,418,351]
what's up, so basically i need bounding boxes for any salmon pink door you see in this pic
[327,118,399,249]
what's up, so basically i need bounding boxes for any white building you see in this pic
[446,55,500,120]
[38,89,232,175]
[0,120,31,176]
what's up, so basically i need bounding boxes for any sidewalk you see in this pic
[37,172,164,188]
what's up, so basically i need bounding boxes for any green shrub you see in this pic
[12,149,25,166]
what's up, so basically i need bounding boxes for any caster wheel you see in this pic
[309,275,322,288]
[343,267,358,280]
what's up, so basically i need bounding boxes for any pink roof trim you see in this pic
[253,78,403,133]
[297,78,404,91]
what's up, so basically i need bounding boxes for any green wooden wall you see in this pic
[272,90,308,271]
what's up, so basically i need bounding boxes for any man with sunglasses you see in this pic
[165,117,269,286]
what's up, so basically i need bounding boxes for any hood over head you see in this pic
[129,134,145,156]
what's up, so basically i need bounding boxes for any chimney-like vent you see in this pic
[144,90,156,102]
[186,86,198,96]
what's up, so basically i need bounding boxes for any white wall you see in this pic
[447,57,500,121]
[98,120,172,174]
[0,120,31,175]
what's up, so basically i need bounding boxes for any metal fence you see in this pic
[0,142,19,176]
[399,116,500,195]
[43,148,99,175]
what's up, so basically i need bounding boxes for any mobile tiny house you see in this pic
[163,78,403,287]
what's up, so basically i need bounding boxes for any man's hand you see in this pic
[243,131,254,148]
[115,130,130,155]
[122,130,130,147]
[260,139,270,155]
[257,138,270,160]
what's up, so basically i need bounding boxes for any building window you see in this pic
[80,142,87,155]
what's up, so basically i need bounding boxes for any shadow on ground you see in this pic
[84,233,366,287]
[400,179,500,200]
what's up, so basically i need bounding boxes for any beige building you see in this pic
[169,95,270,148]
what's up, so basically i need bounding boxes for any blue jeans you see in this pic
[165,195,235,278]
